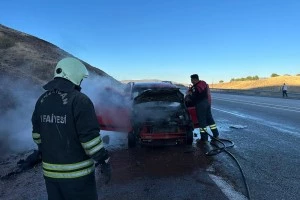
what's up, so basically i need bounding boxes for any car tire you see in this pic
[186,131,193,145]
[128,131,136,148]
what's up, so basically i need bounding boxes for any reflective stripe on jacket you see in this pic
[43,159,94,179]
[32,132,41,144]
[81,136,104,156]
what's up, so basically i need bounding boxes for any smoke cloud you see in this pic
[81,74,128,108]
[0,72,186,157]
[0,77,42,157]
[81,74,132,133]
[0,74,128,158]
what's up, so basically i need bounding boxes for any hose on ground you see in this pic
[204,131,251,200]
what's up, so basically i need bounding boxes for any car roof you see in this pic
[132,82,177,88]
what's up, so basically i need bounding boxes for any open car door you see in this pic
[95,88,132,132]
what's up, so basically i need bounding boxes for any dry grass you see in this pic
[0,34,15,49]
[0,24,113,84]
[212,76,300,93]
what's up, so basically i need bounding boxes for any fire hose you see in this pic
[204,131,251,200]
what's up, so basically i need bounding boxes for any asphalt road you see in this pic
[209,93,300,200]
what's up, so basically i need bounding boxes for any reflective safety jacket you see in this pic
[190,80,212,105]
[32,78,105,180]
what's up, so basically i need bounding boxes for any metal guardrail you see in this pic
[210,88,300,99]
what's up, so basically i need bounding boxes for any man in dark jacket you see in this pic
[186,74,220,144]
[32,57,111,200]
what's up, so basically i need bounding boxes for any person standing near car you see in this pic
[186,74,220,144]
[31,57,111,200]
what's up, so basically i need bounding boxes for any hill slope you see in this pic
[0,24,114,84]
[212,76,300,92]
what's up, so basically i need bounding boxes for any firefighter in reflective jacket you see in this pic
[31,57,111,200]
[186,74,220,144]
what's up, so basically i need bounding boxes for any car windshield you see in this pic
[132,87,154,98]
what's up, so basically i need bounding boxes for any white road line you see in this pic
[212,107,300,137]
[209,174,248,200]
[214,97,300,113]
[207,167,248,200]
[212,107,246,118]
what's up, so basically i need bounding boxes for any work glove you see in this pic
[100,162,111,184]
[95,158,111,184]
[94,149,111,184]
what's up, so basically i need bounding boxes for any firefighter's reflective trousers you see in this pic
[43,159,97,200]
[195,99,219,141]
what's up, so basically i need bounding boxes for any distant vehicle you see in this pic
[97,82,200,147]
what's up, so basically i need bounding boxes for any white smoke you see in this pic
[81,74,131,128]
[0,73,185,156]
[0,74,128,157]
[81,74,131,149]
[0,77,42,157]
[81,74,128,108]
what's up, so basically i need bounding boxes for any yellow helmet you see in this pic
[54,57,89,86]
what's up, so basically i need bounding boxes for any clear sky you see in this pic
[1,0,300,84]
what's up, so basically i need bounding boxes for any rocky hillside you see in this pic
[0,24,115,84]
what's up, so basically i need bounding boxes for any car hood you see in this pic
[133,88,184,104]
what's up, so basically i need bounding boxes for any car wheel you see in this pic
[186,131,193,145]
[128,131,136,148]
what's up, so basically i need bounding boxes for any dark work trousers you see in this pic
[282,90,288,98]
[195,99,219,141]
[45,173,98,200]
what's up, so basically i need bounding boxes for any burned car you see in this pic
[97,82,198,147]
